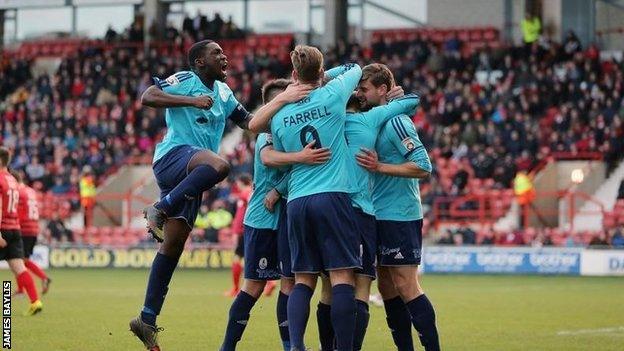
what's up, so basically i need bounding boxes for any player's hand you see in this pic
[263,188,281,212]
[278,83,314,103]
[192,95,214,109]
[297,141,331,164]
[356,147,380,172]
[0,236,6,249]
[386,85,404,100]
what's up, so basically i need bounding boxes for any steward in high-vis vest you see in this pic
[514,171,535,206]
[79,166,96,227]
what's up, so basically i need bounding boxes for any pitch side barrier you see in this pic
[3,245,623,276]
[421,246,624,276]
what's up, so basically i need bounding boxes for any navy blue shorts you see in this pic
[287,192,361,273]
[377,219,423,266]
[277,199,293,278]
[243,225,281,281]
[354,208,377,279]
[152,145,202,228]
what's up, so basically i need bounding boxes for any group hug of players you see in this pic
[130,40,440,351]
[0,148,51,316]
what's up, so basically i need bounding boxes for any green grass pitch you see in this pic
[2,269,623,350]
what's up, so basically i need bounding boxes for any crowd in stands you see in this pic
[104,11,245,45]
[2,22,624,247]
[437,225,624,248]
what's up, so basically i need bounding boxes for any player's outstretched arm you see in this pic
[370,93,420,128]
[260,142,330,168]
[140,85,213,109]
[356,148,431,179]
[324,63,362,105]
[248,83,314,133]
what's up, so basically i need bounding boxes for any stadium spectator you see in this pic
[610,227,624,247]
[104,25,118,43]
[203,201,234,243]
[496,231,524,246]
[617,180,624,200]
[45,214,74,243]
[436,230,454,245]
[521,12,541,50]
[588,231,609,248]
[79,166,97,227]
[194,205,211,243]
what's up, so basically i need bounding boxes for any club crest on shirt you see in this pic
[165,75,180,85]
[402,137,416,151]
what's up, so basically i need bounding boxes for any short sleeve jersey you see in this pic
[152,71,250,162]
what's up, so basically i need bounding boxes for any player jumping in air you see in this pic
[248,45,362,351]
[356,65,441,351]
[0,147,42,316]
[129,40,310,351]
[12,171,51,295]
[220,78,330,351]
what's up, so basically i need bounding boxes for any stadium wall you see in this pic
[426,0,505,28]
[7,246,622,276]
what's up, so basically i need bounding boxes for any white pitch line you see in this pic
[556,326,624,336]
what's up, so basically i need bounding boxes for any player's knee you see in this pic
[294,273,317,290]
[242,280,266,298]
[377,273,398,299]
[392,273,420,301]
[212,159,230,180]
[161,233,188,257]
[8,259,26,275]
[355,276,372,302]
[328,269,355,286]
[280,278,295,294]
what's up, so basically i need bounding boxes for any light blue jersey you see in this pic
[345,94,420,215]
[243,133,286,230]
[151,71,249,163]
[373,115,432,221]
[270,64,362,202]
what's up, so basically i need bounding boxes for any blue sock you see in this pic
[353,299,370,351]
[331,284,356,351]
[287,284,313,350]
[406,295,440,351]
[276,291,290,351]
[221,291,257,351]
[316,302,334,351]
[383,296,414,351]
[156,164,220,216]
[141,253,179,327]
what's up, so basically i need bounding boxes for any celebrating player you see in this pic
[129,40,310,351]
[249,45,363,351]
[0,147,42,316]
[220,78,330,351]
[12,171,51,295]
[262,64,420,350]
[356,64,441,351]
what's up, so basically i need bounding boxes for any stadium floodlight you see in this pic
[571,169,584,184]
